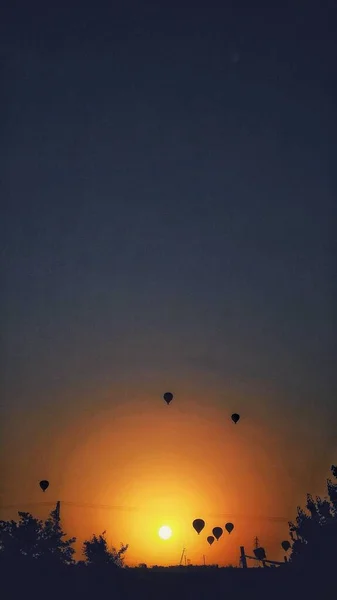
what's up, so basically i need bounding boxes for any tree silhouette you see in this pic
[40,505,76,565]
[288,465,337,571]
[0,507,76,566]
[82,531,128,568]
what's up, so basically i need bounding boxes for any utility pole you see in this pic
[254,537,266,567]
[240,546,247,569]
[240,540,285,569]
[179,548,186,566]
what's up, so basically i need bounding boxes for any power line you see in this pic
[63,501,137,512]
[0,501,137,512]
[0,501,291,522]
[205,513,290,523]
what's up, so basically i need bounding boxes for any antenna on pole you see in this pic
[254,536,259,549]
[55,501,61,520]
[179,548,186,566]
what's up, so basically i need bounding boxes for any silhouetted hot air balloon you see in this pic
[231,413,240,424]
[163,392,173,405]
[39,480,49,492]
[212,527,223,541]
[225,522,234,534]
[207,536,215,546]
[192,519,205,535]
[281,540,290,552]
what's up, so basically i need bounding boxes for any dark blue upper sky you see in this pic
[2,1,336,437]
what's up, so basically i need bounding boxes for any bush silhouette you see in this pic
[82,531,128,568]
[288,465,337,571]
[0,505,76,567]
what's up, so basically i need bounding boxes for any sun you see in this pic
[158,525,172,540]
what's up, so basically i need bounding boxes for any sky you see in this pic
[1,1,337,567]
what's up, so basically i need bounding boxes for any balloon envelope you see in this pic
[225,522,234,534]
[231,413,240,424]
[192,519,205,535]
[207,536,215,546]
[281,540,290,552]
[163,392,173,405]
[212,527,223,541]
[39,480,49,492]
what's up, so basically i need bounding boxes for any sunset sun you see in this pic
[158,525,172,540]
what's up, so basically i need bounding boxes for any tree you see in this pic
[288,465,337,571]
[0,507,76,567]
[40,504,76,566]
[82,531,128,568]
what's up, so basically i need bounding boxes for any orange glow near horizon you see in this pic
[2,379,335,567]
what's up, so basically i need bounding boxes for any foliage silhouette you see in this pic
[1,466,336,598]
[82,531,128,568]
[288,464,337,571]
[0,505,76,566]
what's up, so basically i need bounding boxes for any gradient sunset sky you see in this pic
[1,1,336,567]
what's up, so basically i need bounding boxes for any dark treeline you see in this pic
[1,465,336,599]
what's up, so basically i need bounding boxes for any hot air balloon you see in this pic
[212,527,223,541]
[225,522,234,534]
[207,536,215,546]
[39,480,49,492]
[163,392,173,405]
[281,540,290,552]
[231,413,240,424]
[192,519,205,535]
